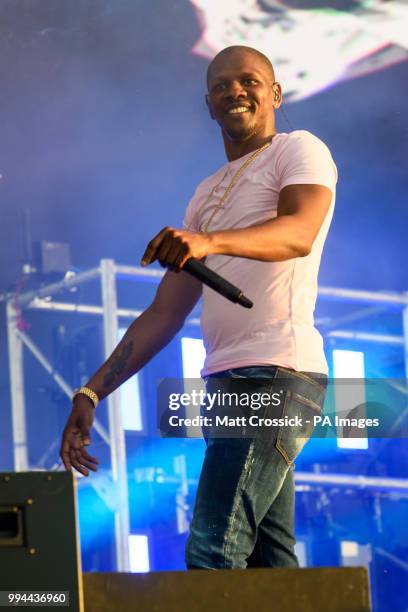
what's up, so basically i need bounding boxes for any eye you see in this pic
[243,78,258,86]
[212,82,226,93]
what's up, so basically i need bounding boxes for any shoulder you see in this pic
[272,130,338,189]
[275,130,334,156]
[273,130,336,171]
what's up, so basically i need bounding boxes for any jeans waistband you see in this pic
[205,365,328,406]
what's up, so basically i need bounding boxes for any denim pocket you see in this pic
[275,390,322,466]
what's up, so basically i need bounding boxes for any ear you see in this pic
[205,94,215,120]
[272,82,283,109]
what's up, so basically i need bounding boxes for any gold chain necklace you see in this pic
[199,139,273,233]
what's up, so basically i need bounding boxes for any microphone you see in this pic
[182,258,253,309]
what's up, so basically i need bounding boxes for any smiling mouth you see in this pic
[226,106,252,115]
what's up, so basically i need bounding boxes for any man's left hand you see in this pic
[141,227,212,271]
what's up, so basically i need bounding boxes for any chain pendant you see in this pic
[199,139,273,233]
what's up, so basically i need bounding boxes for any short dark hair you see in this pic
[207,45,275,88]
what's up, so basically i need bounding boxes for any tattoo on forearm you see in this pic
[103,341,134,388]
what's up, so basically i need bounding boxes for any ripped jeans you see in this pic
[185,365,327,569]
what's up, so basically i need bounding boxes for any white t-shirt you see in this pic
[183,130,338,376]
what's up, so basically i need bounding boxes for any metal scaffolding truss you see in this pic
[5,259,408,571]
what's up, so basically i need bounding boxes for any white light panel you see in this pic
[295,540,307,568]
[332,349,367,450]
[341,540,372,568]
[118,328,143,431]
[181,337,206,379]
[129,534,150,573]
[181,337,206,437]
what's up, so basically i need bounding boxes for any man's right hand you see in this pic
[59,396,99,477]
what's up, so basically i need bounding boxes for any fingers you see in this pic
[60,429,75,471]
[173,244,189,271]
[60,400,98,476]
[69,447,99,477]
[141,227,169,266]
[158,235,189,270]
[141,227,191,269]
[155,233,175,268]
[80,446,99,465]
[60,444,72,472]
[60,430,99,476]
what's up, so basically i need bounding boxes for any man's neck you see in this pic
[223,132,276,162]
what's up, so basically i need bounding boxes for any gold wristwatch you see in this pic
[72,386,99,409]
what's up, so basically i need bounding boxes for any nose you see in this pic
[224,80,248,100]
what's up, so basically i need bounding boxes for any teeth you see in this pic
[228,107,249,114]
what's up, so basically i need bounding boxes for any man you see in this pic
[60,45,337,569]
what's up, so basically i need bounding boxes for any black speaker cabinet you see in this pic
[0,471,84,611]
[84,567,371,612]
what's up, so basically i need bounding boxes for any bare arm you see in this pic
[141,184,333,268]
[60,270,202,475]
[209,184,332,260]
[85,270,202,400]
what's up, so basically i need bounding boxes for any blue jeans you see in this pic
[185,365,327,569]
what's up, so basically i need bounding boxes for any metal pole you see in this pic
[15,267,101,308]
[115,264,164,282]
[295,471,408,493]
[318,286,408,306]
[6,301,29,471]
[326,330,404,346]
[100,259,130,572]
[403,293,408,379]
[16,329,110,446]
[27,299,202,328]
